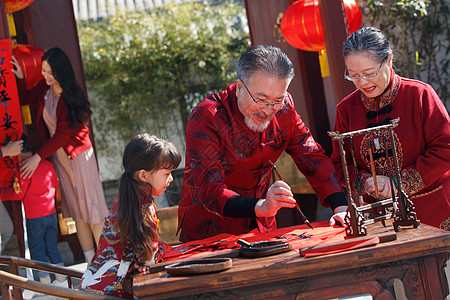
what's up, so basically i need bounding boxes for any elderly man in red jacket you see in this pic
[178,45,348,242]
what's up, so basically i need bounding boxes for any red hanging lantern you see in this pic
[4,0,35,13]
[12,44,45,90]
[280,0,362,52]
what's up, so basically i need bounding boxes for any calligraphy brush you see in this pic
[367,140,386,226]
[269,160,314,230]
[382,135,397,202]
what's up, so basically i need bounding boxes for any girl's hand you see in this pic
[11,56,24,79]
[20,153,41,178]
[133,263,149,273]
[364,175,393,199]
[2,140,23,157]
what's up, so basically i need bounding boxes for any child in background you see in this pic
[0,136,67,288]
[79,133,181,298]
[0,139,23,254]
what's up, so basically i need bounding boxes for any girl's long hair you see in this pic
[116,133,181,261]
[42,47,92,128]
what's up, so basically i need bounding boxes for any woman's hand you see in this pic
[11,56,24,79]
[20,153,41,178]
[329,205,348,227]
[255,180,296,217]
[1,140,23,157]
[364,175,393,199]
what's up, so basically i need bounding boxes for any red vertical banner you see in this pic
[0,38,23,188]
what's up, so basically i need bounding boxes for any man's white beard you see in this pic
[245,115,271,132]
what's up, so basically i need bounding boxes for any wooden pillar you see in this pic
[319,0,355,105]
[0,0,8,38]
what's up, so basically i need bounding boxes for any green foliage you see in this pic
[78,2,250,152]
[363,0,449,107]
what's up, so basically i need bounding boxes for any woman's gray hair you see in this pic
[237,45,294,83]
[343,27,393,63]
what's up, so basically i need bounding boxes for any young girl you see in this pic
[79,133,181,298]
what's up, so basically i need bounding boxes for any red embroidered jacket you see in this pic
[331,72,450,230]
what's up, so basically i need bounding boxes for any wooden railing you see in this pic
[0,255,122,300]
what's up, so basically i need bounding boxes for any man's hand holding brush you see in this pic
[255,180,297,217]
[266,161,314,229]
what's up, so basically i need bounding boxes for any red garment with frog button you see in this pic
[331,71,450,230]
[178,83,344,242]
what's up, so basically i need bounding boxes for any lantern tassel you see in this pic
[273,12,285,43]
[21,105,32,125]
[7,13,16,37]
[318,50,330,78]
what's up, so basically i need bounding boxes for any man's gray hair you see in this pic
[237,45,294,83]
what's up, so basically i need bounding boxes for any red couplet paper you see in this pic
[300,236,380,258]
[0,39,23,188]
[162,221,348,262]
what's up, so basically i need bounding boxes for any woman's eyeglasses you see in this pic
[240,79,285,110]
[344,63,383,81]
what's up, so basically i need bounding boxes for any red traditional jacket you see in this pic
[18,79,91,160]
[178,83,344,242]
[331,71,450,230]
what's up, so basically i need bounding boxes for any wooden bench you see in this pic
[0,255,121,300]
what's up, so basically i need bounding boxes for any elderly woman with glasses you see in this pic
[178,45,349,242]
[331,27,450,230]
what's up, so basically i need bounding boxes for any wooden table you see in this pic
[133,221,450,299]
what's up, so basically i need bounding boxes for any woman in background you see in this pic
[331,27,450,230]
[12,48,109,262]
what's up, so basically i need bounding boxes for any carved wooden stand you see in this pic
[328,118,420,238]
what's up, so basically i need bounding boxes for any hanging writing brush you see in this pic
[349,137,364,206]
[367,139,380,199]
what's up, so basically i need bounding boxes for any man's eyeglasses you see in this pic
[344,63,383,81]
[240,79,285,110]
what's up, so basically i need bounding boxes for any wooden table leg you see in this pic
[418,254,447,299]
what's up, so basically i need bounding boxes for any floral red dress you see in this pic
[78,196,169,298]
